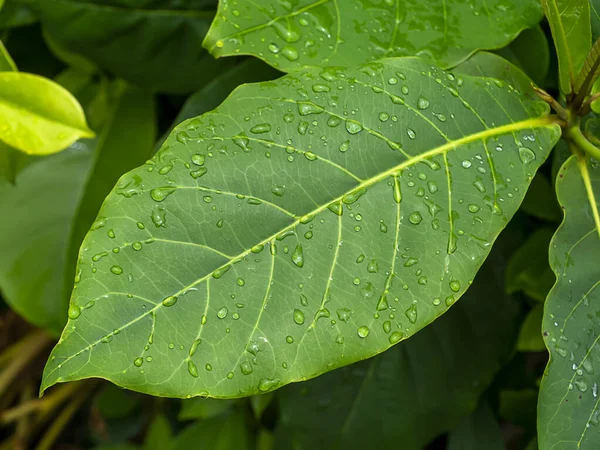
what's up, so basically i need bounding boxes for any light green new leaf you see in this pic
[22,0,232,94]
[204,0,542,72]
[274,240,520,450]
[0,72,94,155]
[538,155,600,449]
[542,0,591,94]
[41,58,559,398]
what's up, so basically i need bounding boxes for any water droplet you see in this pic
[162,296,178,307]
[367,259,379,273]
[293,309,305,324]
[409,211,422,225]
[407,128,416,139]
[328,202,343,216]
[389,331,403,344]
[188,360,199,377]
[282,46,299,61]
[405,304,418,324]
[258,377,280,392]
[189,339,201,357]
[250,123,272,134]
[240,362,253,375]
[298,102,322,116]
[357,326,370,338]
[336,308,352,322]
[291,244,304,267]
[312,84,331,93]
[468,204,480,213]
[449,280,461,292]
[68,304,81,320]
[237,277,245,286]
[379,112,389,122]
[518,147,536,164]
[217,307,228,319]
[345,120,363,134]
[151,206,167,228]
[150,186,176,202]
[417,96,430,109]
[134,357,143,367]
[383,320,391,333]
[110,266,123,275]
[212,265,231,279]
[339,140,350,152]
[461,160,472,168]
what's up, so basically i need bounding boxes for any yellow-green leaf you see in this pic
[0,72,94,155]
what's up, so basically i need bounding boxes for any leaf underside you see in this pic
[204,0,543,72]
[538,155,600,449]
[42,58,559,398]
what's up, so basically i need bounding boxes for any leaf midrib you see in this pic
[42,114,557,388]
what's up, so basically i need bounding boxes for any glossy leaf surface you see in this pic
[23,0,231,94]
[204,0,543,72]
[538,155,600,449]
[0,72,93,154]
[542,0,591,94]
[42,58,559,398]
[274,243,520,450]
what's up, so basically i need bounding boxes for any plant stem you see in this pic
[565,125,600,161]
[0,330,51,399]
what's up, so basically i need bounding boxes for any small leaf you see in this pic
[143,414,172,450]
[0,72,94,155]
[538,155,600,450]
[204,0,543,71]
[172,412,251,450]
[0,38,17,71]
[42,58,560,398]
[517,304,545,352]
[178,397,237,421]
[541,0,591,94]
[506,228,556,302]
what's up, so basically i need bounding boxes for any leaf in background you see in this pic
[517,304,545,352]
[506,228,556,302]
[593,0,600,40]
[0,80,156,334]
[538,155,600,449]
[500,389,539,430]
[41,58,559,397]
[541,0,591,94]
[250,392,273,420]
[95,384,141,419]
[494,25,550,87]
[0,72,93,154]
[204,0,543,72]
[143,414,172,450]
[447,402,504,450]
[0,0,36,28]
[274,240,520,450]
[178,397,237,421]
[520,172,562,222]
[24,0,232,94]
[172,412,251,450]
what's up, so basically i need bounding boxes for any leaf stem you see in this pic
[565,125,600,161]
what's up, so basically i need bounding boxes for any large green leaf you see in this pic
[542,0,591,94]
[538,155,600,449]
[274,239,520,450]
[21,0,231,94]
[204,0,543,72]
[0,72,94,154]
[41,57,559,398]
[0,81,156,333]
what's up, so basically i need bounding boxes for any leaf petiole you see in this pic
[565,124,600,161]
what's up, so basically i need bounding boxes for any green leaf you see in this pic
[506,228,556,302]
[494,25,550,88]
[178,397,237,420]
[447,402,504,450]
[499,388,538,429]
[173,412,251,450]
[520,172,562,222]
[0,72,94,155]
[41,58,559,398]
[24,0,232,94]
[593,0,600,40]
[538,155,600,449]
[0,81,155,333]
[250,392,273,420]
[541,0,591,94]
[95,384,141,419]
[204,0,543,72]
[0,38,16,71]
[517,304,545,352]
[274,242,520,450]
[0,0,36,28]
[143,414,173,450]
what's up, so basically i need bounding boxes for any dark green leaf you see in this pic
[95,384,141,419]
[494,26,550,87]
[24,0,232,94]
[0,0,36,28]
[520,172,562,222]
[541,0,591,94]
[506,228,556,302]
[0,38,16,71]
[274,244,520,450]
[447,402,504,450]
[538,155,600,449]
[204,0,543,71]
[41,58,559,398]
[499,389,538,430]
[250,392,273,420]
